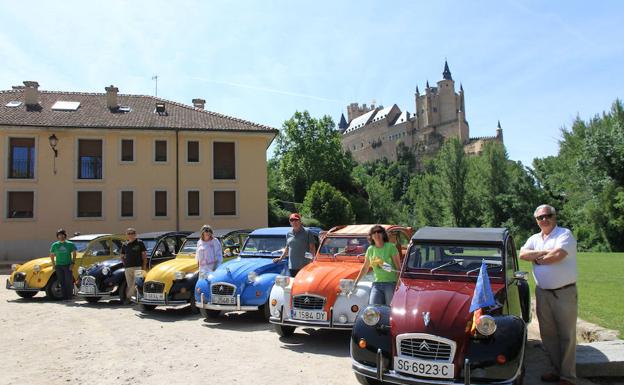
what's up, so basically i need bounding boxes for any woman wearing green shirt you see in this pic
[353,225,401,305]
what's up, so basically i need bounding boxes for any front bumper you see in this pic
[269,305,355,330]
[197,293,259,311]
[352,355,516,385]
[132,286,189,306]
[6,278,40,292]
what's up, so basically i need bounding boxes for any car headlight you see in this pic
[339,279,354,293]
[275,275,290,288]
[198,271,207,280]
[134,269,145,278]
[11,264,19,272]
[174,271,184,280]
[247,271,258,282]
[33,264,41,273]
[476,315,497,336]
[101,266,110,276]
[362,306,381,326]
[78,266,86,275]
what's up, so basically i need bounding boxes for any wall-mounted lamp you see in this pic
[48,134,58,174]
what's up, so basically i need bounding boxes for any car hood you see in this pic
[86,258,122,275]
[17,257,54,272]
[144,257,197,284]
[391,277,505,362]
[210,257,282,284]
[291,261,362,311]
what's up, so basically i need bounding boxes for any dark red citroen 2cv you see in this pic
[350,227,530,385]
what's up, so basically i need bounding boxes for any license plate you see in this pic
[13,281,25,289]
[394,357,454,379]
[144,292,164,301]
[292,310,327,321]
[211,295,236,305]
[82,285,96,294]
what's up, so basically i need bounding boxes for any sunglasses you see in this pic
[289,219,300,223]
[127,232,136,235]
[535,214,554,221]
[371,230,384,235]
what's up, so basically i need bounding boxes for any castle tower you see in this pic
[338,113,348,132]
[496,120,503,141]
[436,60,458,125]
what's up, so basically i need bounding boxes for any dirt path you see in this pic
[0,275,611,385]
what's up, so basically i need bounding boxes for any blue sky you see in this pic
[1,0,622,166]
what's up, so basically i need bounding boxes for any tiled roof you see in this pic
[0,89,277,133]
[345,108,377,133]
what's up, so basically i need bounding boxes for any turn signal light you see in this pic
[358,338,367,349]
[180,288,187,294]
[271,299,277,306]
[196,288,201,293]
[496,354,506,364]
[256,291,261,297]
[351,305,359,313]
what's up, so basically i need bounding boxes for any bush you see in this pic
[302,181,355,229]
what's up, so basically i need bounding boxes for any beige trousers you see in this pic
[124,266,141,300]
[536,285,577,383]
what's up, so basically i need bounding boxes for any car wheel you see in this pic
[354,373,383,385]
[140,304,157,312]
[273,324,295,337]
[117,281,128,304]
[200,308,221,319]
[45,276,63,300]
[85,297,101,303]
[259,301,271,321]
[189,298,199,314]
[16,291,37,298]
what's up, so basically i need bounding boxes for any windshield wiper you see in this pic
[465,261,502,275]
[430,259,463,273]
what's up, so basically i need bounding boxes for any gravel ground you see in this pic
[0,275,617,385]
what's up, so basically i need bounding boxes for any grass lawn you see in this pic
[518,252,624,337]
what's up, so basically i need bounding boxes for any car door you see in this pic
[81,238,112,268]
[148,236,178,268]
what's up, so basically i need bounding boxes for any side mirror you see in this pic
[155,250,163,257]
[304,252,313,260]
[514,271,528,281]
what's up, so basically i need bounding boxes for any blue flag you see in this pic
[469,261,496,313]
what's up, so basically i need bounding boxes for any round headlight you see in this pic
[362,306,381,326]
[275,275,290,288]
[247,271,258,282]
[339,279,354,293]
[134,269,144,278]
[78,266,86,275]
[33,264,41,273]
[101,266,110,276]
[476,315,497,336]
[198,271,207,280]
[11,264,19,272]
[174,271,184,280]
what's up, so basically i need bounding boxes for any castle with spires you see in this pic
[339,61,503,166]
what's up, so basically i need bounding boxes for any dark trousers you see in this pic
[289,269,300,277]
[55,265,74,299]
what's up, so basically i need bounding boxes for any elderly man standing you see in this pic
[520,204,578,385]
[121,228,147,304]
[272,213,316,277]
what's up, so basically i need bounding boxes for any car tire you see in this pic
[45,275,63,300]
[259,301,271,321]
[189,297,199,314]
[140,304,157,312]
[85,297,101,303]
[273,324,295,337]
[16,291,37,298]
[200,308,221,319]
[354,373,383,385]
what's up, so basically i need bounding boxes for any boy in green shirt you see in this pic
[49,229,77,300]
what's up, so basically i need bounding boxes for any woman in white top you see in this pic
[195,225,223,273]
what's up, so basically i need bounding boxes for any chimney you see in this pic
[23,81,39,106]
[192,98,206,110]
[105,85,119,109]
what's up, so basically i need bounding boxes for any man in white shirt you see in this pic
[520,204,577,385]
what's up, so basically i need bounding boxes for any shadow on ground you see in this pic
[201,311,272,332]
[278,328,351,358]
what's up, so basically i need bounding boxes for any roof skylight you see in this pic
[51,101,81,111]
[5,101,22,108]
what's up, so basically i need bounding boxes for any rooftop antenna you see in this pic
[151,75,159,96]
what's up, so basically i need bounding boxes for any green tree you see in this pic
[301,181,355,229]
[438,138,469,226]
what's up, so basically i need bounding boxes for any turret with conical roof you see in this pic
[338,113,348,132]
[443,60,453,80]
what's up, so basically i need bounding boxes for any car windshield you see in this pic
[405,244,503,277]
[319,236,369,257]
[240,236,286,257]
[73,241,90,253]
[142,239,157,255]
[179,238,199,254]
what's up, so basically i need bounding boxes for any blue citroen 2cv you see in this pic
[194,227,320,320]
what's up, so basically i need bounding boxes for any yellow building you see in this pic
[0,81,277,264]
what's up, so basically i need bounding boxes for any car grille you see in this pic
[13,272,26,282]
[211,283,236,296]
[81,276,96,286]
[293,295,325,310]
[144,281,165,293]
[399,337,453,362]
